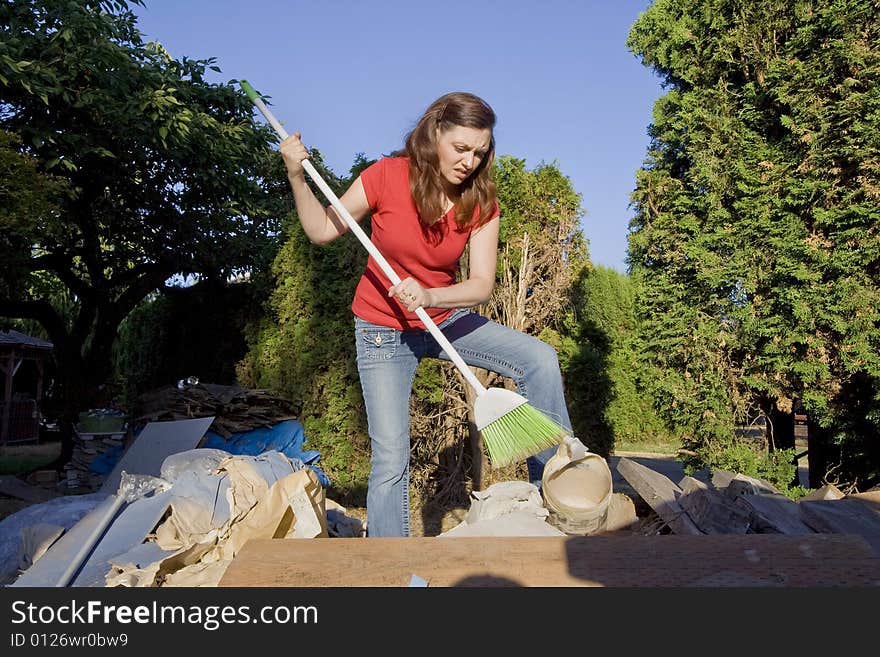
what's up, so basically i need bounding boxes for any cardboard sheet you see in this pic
[101,417,215,493]
[109,456,327,587]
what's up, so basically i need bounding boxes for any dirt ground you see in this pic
[0,441,63,522]
[339,501,471,537]
[0,497,34,522]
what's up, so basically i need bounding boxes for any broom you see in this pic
[239,80,568,467]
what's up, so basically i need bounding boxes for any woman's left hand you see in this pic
[389,278,432,312]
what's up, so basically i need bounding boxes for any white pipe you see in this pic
[54,494,125,587]
[54,472,168,587]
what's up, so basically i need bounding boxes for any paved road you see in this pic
[608,451,687,493]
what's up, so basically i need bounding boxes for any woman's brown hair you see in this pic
[397,92,497,230]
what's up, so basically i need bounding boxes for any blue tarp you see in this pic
[89,443,126,475]
[200,419,330,488]
[90,419,330,489]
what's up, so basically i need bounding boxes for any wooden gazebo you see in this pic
[0,329,53,445]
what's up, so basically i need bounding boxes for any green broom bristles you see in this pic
[480,403,569,468]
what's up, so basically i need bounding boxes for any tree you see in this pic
[484,156,590,463]
[0,130,68,302]
[627,0,880,490]
[236,153,374,499]
[0,0,278,461]
[567,265,671,456]
[113,277,268,408]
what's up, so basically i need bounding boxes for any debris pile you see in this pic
[64,429,127,491]
[616,456,880,554]
[132,383,299,438]
[4,444,362,588]
[60,383,304,493]
[3,438,878,588]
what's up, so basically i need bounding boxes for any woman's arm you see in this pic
[280,133,370,244]
[390,215,500,311]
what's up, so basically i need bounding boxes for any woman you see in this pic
[280,91,572,537]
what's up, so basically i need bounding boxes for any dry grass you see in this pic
[613,436,681,456]
[0,441,61,475]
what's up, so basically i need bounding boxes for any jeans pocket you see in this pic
[359,327,398,360]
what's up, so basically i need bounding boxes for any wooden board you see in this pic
[801,484,845,502]
[734,493,814,534]
[678,477,751,534]
[800,499,880,556]
[850,491,880,509]
[615,458,702,535]
[218,534,880,587]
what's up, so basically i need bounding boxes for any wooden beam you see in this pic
[218,534,880,587]
[678,476,751,534]
[616,457,703,535]
[35,359,44,403]
[800,484,845,502]
[1,352,13,444]
[800,499,880,556]
[734,493,814,534]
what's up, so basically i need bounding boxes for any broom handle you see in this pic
[241,81,488,396]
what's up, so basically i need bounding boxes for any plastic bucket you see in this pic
[541,439,613,535]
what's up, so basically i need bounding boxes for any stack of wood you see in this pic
[131,383,299,438]
[63,427,127,491]
[617,457,880,555]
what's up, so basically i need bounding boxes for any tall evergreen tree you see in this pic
[568,265,671,455]
[628,0,880,489]
[236,153,373,496]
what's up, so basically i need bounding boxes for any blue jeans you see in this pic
[354,308,573,537]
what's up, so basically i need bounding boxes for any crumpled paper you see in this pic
[106,451,327,587]
[439,481,564,537]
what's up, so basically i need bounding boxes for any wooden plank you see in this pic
[800,484,845,502]
[850,491,880,509]
[678,476,751,534]
[726,479,762,501]
[711,469,737,490]
[218,534,880,587]
[800,499,880,556]
[679,476,708,494]
[724,473,782,497]
[734,493,814,534]
[615,458,702,535]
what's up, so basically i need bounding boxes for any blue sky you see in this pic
[133,0,663,273]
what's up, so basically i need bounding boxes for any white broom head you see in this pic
[474,388,529,430]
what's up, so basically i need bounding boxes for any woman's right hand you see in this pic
[280,132,310,181]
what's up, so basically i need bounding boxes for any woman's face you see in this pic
[435,125,492,188]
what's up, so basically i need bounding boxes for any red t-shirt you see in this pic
[353,157,499,330]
